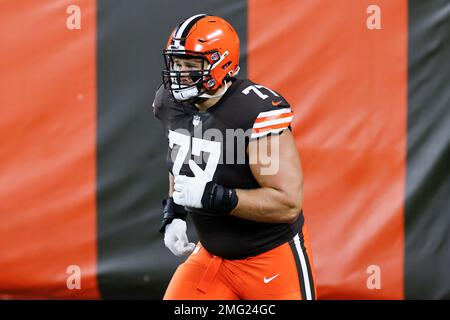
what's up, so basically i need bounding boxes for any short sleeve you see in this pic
[250,107,293,140]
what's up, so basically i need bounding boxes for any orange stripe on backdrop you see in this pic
[248,0,406,299]
[0,0,99,298]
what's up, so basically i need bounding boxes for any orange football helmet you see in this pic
[162,14,240,102]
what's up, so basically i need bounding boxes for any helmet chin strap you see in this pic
[198,80,230,99]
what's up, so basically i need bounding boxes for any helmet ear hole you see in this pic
[210,52,220,62]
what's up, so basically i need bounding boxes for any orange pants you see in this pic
[163,226,317,300]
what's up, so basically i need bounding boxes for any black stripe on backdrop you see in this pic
[406,0,450,299]
[97,0,247,299]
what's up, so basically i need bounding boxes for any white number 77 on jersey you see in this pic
[241,84,280,100]
[168,130,221,180]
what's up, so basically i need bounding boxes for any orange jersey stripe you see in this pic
[252,122,290,133]
[255,112,293,123]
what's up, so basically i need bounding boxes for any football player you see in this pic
[153,14,317,300]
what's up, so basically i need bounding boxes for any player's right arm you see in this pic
[153,87,195,257]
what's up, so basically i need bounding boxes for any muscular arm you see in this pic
[230,130,303,224]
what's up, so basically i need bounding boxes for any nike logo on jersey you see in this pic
[271,100,283,106]
[263,274,280,284]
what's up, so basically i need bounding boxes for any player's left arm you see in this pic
[230,130,303,224]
